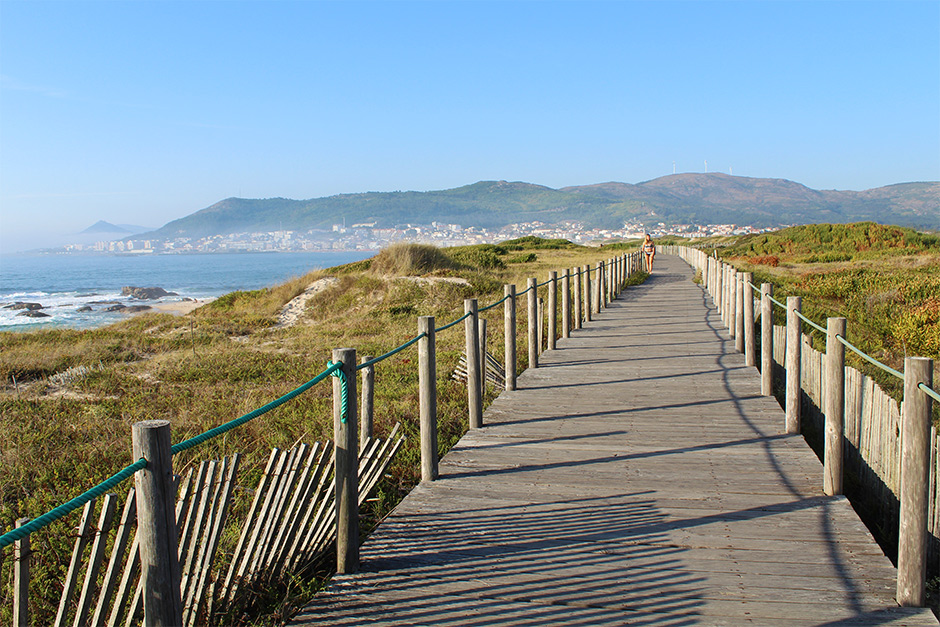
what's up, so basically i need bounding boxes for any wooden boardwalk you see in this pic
[294,255,938,626]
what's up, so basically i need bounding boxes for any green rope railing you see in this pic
[357,333,426,370]
[700,251,940,403]
[327,361,349,423]
[0,458,147,549]
[919,383,940,404]
[836,334,904,381]
[794,310,827,334]
[479,294,510,312]
[435,310,472,332]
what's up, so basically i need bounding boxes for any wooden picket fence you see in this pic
[11,429,402,627]
[772,326,940,568]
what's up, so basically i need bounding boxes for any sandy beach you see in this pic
[149,298,216,316]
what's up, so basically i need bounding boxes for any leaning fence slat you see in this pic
[90,488,137,627]
[54,498,97,627]
[181,460,221,624]
[72,493,118,627]
[219,448,280,607]
[223,448,285,606]
[267,444,321,575]
[283,444,334,575]
[179,461,216,606]
[190,454,238,625]
[185,455,238,627]
[253,446,308,576]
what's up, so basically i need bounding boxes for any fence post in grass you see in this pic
[743,273,756,367]
[360,355,374,440]
[132,419,183,626]
[584,265,592,322]
[527,279,538,368]
[332,347,359,573]
[14,517,29,627]
[897,357,933,607]
[574,267,582,328]
[562,268,571,339]
[465,299,483,428]
[548,271,557,350]
[761,283,773,396]
[418,316,438,482]
[824,317,846,496]
[504,285,517,391]
[786,296,802,434]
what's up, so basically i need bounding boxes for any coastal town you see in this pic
[57,220,779,255]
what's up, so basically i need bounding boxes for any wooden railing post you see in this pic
[743,273,756,366]
[547,271,557,350]
[464,299,483,428]
[537,298,544,353]
[360,356,374,440]
[418,317,438,482]
[761,283,773,396]
[897,356,933,606]
[504,285,516,391]
[332,347,359,573]
[824,317,846,496]
[785,296,802,434]
[14,517,29,627]
[527,278,538,368]
[573,267,582,330]
[583,265,592,323]
[736,270,743,339]
[132,419,183,625]
[721,264,729,326]
[595,261,603,313]
[562,269,571,339]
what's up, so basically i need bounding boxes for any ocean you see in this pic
[0,251,374,332]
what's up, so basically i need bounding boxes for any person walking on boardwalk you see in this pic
[642,233,656,272]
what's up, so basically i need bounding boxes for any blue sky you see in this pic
[1,0,938,252]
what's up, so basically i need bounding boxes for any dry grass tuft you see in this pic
[370,243,458,276]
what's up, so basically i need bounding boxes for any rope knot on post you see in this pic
[327,361,349,423]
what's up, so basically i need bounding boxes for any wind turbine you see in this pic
[704,160,708,173]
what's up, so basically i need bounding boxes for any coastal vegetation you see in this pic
[713,222,940,402]
[0,238,639,625]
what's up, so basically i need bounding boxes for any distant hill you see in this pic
[139,174,940,240]
[81,221,152,235]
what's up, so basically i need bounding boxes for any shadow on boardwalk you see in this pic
[294,255,937,626]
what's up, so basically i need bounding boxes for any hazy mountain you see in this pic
[139,174,940,240]
[81,221,152,235]
[81,220,132,234]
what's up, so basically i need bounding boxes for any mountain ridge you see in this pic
[139,174,940,240]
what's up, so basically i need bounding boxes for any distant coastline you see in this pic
[0,250,373,332]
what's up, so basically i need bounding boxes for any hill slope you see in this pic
[142,174,940,240]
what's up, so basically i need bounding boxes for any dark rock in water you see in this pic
[105,304,127,312]
[17,310,51,318]
[122,286,178,300]
[76,306,93,312]
[123,305,152,313]
[89,300,121,305]
[5,302,44,311]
